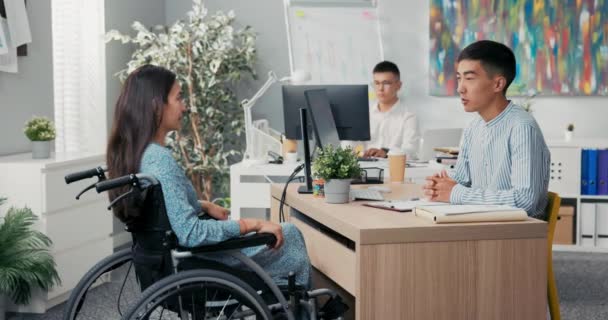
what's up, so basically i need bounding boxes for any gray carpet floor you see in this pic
[8,251,608,320]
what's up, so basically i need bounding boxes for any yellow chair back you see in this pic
[546,192,561,320]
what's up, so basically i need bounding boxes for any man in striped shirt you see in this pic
[423,40,550,220]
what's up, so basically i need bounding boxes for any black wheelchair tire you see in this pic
[122,269,273,320]
[62,248,134,320]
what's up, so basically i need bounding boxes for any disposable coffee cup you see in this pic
[285,152,298,164]
[388,149,406,183]
[283,139,297,157]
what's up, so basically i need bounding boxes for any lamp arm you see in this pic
[241,71,278,110]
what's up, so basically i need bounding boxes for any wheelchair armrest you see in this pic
[178,233,277,254]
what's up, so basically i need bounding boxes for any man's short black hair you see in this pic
[457,40,516,95]
[373,61,400,79]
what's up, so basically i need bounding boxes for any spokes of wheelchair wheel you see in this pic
[66,259,141,319]
[131,282,261,320]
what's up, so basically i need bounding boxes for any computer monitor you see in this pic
[304,89,341,150]
[417,128,464,162]
[282,85,370,141]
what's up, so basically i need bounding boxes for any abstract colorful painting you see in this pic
[429,0,608,96]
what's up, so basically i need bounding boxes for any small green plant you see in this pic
[567,124,574,132]
[0,198,60,304]
[312,145,362,181]
[24,117,56,141]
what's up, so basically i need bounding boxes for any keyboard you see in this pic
[357,157,379,162]
[350,189,384,201]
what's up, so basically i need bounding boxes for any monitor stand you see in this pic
[297,108,313,194]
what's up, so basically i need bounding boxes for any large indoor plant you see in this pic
[106,0,257,201]
[312,146,362,204]
[23,116,55,159]
[0,197,60,320]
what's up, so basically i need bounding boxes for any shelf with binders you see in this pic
[547,140,608,252]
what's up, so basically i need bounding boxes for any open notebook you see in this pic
[414,205,528,224]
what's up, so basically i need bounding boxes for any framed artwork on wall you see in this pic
[429,0,608,96]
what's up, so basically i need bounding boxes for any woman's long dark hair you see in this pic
[106,64,176,223]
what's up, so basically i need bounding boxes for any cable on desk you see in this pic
[279,163,305,223]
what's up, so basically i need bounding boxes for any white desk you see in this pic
[229,160,442,219]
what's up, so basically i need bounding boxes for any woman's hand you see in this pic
[257,221,284,249]
[200,201,230,220]
[238,219,284,249]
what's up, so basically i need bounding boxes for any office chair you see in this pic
[546,192,561,320]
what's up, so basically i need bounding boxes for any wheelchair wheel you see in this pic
[122,269,273,320]
[63,248,141,320]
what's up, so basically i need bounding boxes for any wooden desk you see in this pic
[271,183,547,320]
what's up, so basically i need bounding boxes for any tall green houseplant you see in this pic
[106,0,257,200]
[0,197,60,316]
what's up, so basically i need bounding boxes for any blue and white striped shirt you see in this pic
[449,102,550,219]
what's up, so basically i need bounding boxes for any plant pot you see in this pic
[32,141,51,159]
[324,179,351,204]
[0,294,6,320]
[564,131,573,142]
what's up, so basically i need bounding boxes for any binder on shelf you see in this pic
[581,149,589,195]
[581,202,596,247]
[587,149,599,195]
[598,149,608,195]
[413,205,527,224]
[597,203,608,248]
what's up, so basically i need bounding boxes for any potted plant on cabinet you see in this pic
[311,145,362,204]
[0,197,60,320]
[23,117,55,159]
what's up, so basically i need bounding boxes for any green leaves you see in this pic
[0,205,60,304]
[311,145,362,181]
[23,117,56,142]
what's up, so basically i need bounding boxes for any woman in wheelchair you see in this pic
[101,64,345,319]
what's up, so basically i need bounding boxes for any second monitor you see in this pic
[282,85,370,141]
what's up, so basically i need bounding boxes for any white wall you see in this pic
[172,0,608,141]
[105,0,166,134]
[378,1,608,140]
[0,0,53,155]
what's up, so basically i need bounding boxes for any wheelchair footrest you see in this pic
[319,295,349,319]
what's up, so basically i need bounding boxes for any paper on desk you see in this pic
[5,0,32,47]
[364,200,446,212]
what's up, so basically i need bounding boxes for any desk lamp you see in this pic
[241,69,310,165]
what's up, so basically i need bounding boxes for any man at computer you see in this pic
[360,61,420,158]
[422,40,550,220]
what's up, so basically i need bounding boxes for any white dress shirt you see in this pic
[365,99,420,157]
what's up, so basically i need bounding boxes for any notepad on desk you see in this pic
[363,200,445,212]
[414,205,528,224]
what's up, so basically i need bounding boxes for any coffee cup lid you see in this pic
[387,148,406,156]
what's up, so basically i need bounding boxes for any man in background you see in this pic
[361,61,420,158]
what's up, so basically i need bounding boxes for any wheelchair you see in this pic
[62,167,348,320]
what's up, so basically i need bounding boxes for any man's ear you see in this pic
[494,76,506,93]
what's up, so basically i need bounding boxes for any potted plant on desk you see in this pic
[312,145,362,204]
[0,198,60,320]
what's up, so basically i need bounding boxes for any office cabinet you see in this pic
[548,139,608,252]
[0,153,109,313]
